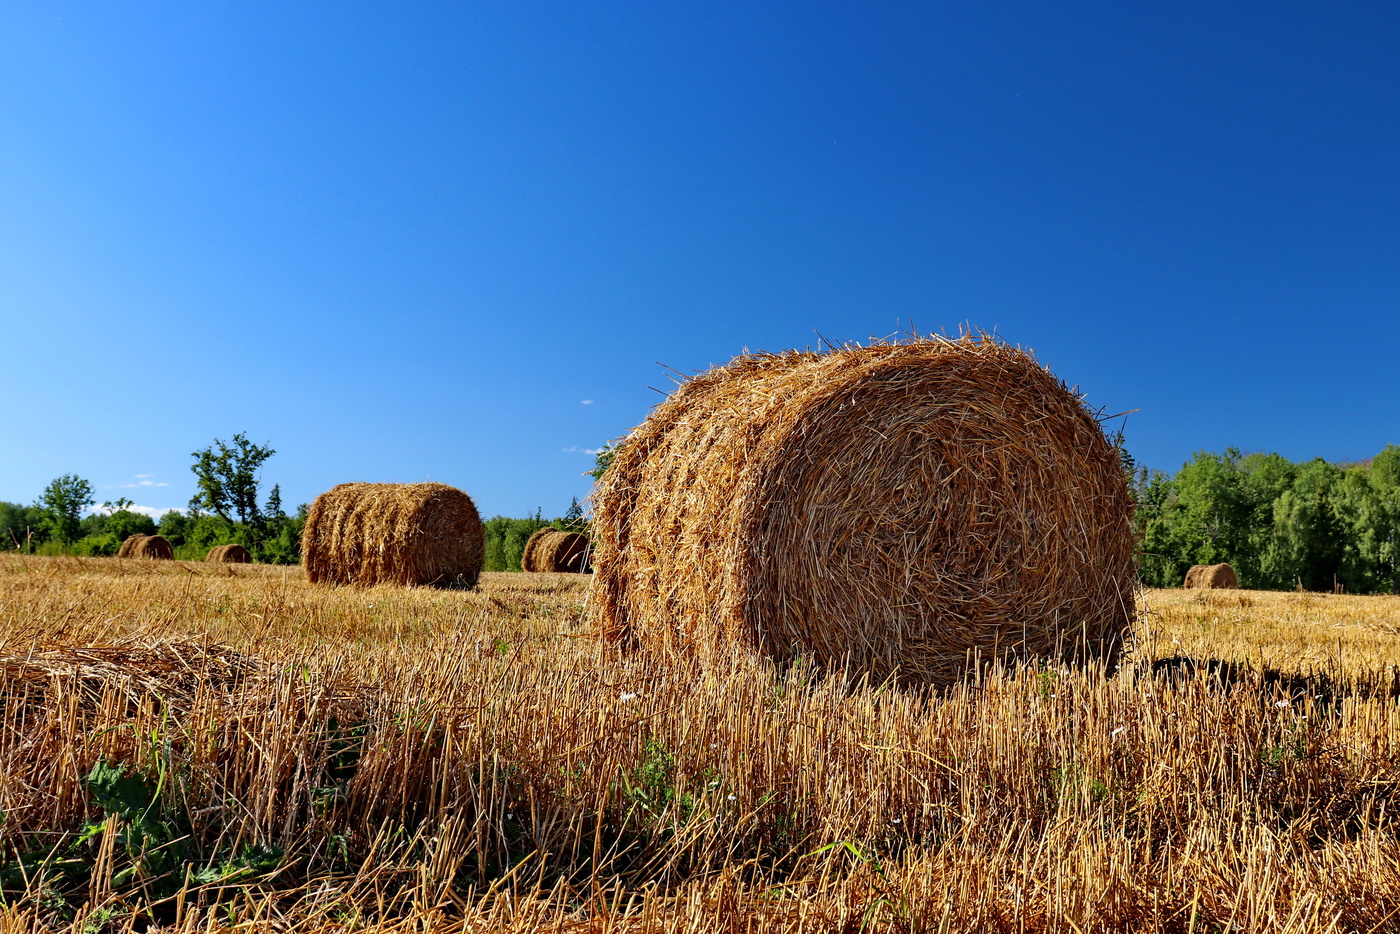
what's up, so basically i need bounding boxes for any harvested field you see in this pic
[3,553,1400,933]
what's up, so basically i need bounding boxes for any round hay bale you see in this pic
[589,336,1137,684]
[301,482,484,588]
[118,534,173,560]
[206,543,252,564]
[520,526,555,573]
[1184,563,1237,589]
[522,528,591,573]
[116,534,146,558]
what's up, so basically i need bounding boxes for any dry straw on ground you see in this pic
[301,482,484,588]
[591,335,1137,683]
[1185,563,1239,589]
[116,533,174,560]
[206,543,252,563]
[521,527,591,573]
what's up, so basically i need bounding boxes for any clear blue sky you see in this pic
[3,1,1397,519]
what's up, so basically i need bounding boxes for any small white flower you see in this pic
[1276,701,1290,708]
[709,780,720,786]
[890,818,901,824]
[727,794,736,801]
[620,693,638,703]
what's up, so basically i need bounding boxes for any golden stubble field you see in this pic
[3,554,1400,933]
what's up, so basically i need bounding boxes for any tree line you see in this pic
[483,498,587,571]
[1133,444,1400,593]
[1,434,305,563]
[2,435,594,571]
[18,433,1387,593]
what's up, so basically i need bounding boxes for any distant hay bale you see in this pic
[206,543,252,564]
[301,482,484,588]
[1184,563,1238,589]
[117,534,173,560]
[521,527,591,573]
[520,526,554,572]
[589,336,1137,684]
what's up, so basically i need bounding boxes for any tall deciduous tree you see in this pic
[189,434,276,525]
[36,474,94,545]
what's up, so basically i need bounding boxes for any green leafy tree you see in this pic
[36,474,95,545]
[1332,449,1400,594]
[103,509,157,543]
[1263,459,1344,591]
[483,512,553,571]
[0,502,47,551]
[157,510,191,546]
[589,442,621,481]
[190,434,275,525]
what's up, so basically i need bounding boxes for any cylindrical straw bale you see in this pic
[1184,563,1237,589]
[522,528,591,573]
[590,336,1137,684]
[301,482,484,588]
[117,534,174,560]
[520,526,554,573]
[206,543,252,564]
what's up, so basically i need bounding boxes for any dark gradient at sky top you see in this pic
[1,1,1396,518]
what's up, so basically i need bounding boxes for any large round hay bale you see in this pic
[117,534,173,560]
[521,527,591,573]
[1184,563,1237,589]
[206,543,252,564]
[301,482,484,588]
[590,336,1137,684]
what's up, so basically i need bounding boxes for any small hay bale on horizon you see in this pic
[1185,563,1238,589]
[117,534,174,560]
[301,482,484,589]
[521,527,591,573]
[206,543,252,564]
[589,335,1137,685]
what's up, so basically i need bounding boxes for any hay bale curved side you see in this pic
[119,534,173,560]
[116,534,148,558]
[520,527,556,573]
[206,543,252,563]
[590,337,1137,684]
[522,529,591,573]
[301,482,484,588]
[1185,563,1237,589]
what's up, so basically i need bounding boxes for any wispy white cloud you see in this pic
[125,504,178,518]
[90,504,180,519]
[579,399,594,405]
[116,473,169,488]
[562,446,604,455]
